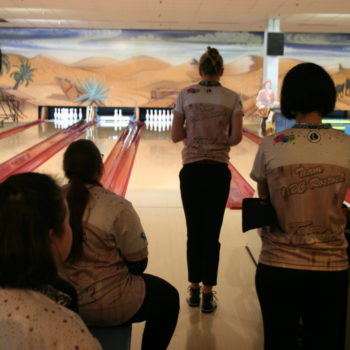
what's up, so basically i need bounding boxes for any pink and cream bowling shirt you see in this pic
[173,82,243,164]
[61,185,148,326]
[250,125,350,271]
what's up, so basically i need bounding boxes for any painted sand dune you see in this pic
[1,54,349,120]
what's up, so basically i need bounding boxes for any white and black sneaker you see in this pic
[201,292,217,313]
[186,287,201,307]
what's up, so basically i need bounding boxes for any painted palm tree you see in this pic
[0,54,11,75]
[75,77,112,106]
[10,59,36,90]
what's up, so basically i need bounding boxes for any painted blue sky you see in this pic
[1,28,350,67]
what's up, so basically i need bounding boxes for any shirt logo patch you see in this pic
[140,232,147,241]
[187,88,201,94]
[273,134,295,143]
[307,131,321,143]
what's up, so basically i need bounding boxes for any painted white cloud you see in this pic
[286,33,350,46]
[126,34,162,42]
[124,31,263,45]
[177,32,263,45]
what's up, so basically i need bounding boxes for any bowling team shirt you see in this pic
[173,82,243,164]
[61,186,148,326]
[250,124,350,271]
[0,289,102,349]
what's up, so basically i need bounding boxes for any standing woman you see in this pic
[251,63,350,349]
[172,46,244,313]
[61,139,179,350]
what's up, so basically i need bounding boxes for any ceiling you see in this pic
[0,0,350,33]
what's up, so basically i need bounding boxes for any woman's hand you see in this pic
[171,112,186,142]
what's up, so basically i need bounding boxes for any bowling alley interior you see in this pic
[0,1,350,349]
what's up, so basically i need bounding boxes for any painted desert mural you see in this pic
[0,29,350,121]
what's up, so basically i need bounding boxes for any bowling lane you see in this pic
[0,121,60,164]
[35,125,124,184]
[125,129,183,208]
[126,129,263,350]
[0,123,20,132]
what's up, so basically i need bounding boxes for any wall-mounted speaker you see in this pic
[267,33,284,56]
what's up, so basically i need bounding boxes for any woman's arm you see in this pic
[171,112,186,143]
[228,111,244,146]
[113,200,149,273]
[257,180,269,200]
[125,258,148,275]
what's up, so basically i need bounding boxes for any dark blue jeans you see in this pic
[180,162,231,286]
[256,263,349,350]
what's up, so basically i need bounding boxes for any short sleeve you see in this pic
[173,90,184,115]
[113,200,148,262]
[250,142,267,182]
[232,94,244,116]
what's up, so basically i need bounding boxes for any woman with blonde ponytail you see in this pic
[172,46,244,313]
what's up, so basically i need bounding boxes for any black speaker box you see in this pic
[267,33,284,56]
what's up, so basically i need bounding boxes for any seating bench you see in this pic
[89,324,132,350]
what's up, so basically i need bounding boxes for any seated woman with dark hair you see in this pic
[0,172,101,349]
[60,139,179,350]
[251,62,350,350]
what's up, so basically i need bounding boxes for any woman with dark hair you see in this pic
[250,62,350,349]
[61,139,179,350]
[0,172,101,349]
[171,46,244,313]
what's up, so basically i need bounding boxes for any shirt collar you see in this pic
[292,123,332,129]
[199,80,221,87]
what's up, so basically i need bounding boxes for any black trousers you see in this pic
[179,162,231,286]
[126,274,179,350]
[256,263,349,350]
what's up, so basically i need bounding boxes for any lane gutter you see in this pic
[242,127,262,144]
[226,163,255,209]
[224,128,262,210]
[101,122,143,197]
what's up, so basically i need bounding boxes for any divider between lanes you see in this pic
[0,121,96,182]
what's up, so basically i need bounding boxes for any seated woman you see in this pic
[251,63,350,350]
[0,172,101,349]
[60,139,179,350]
